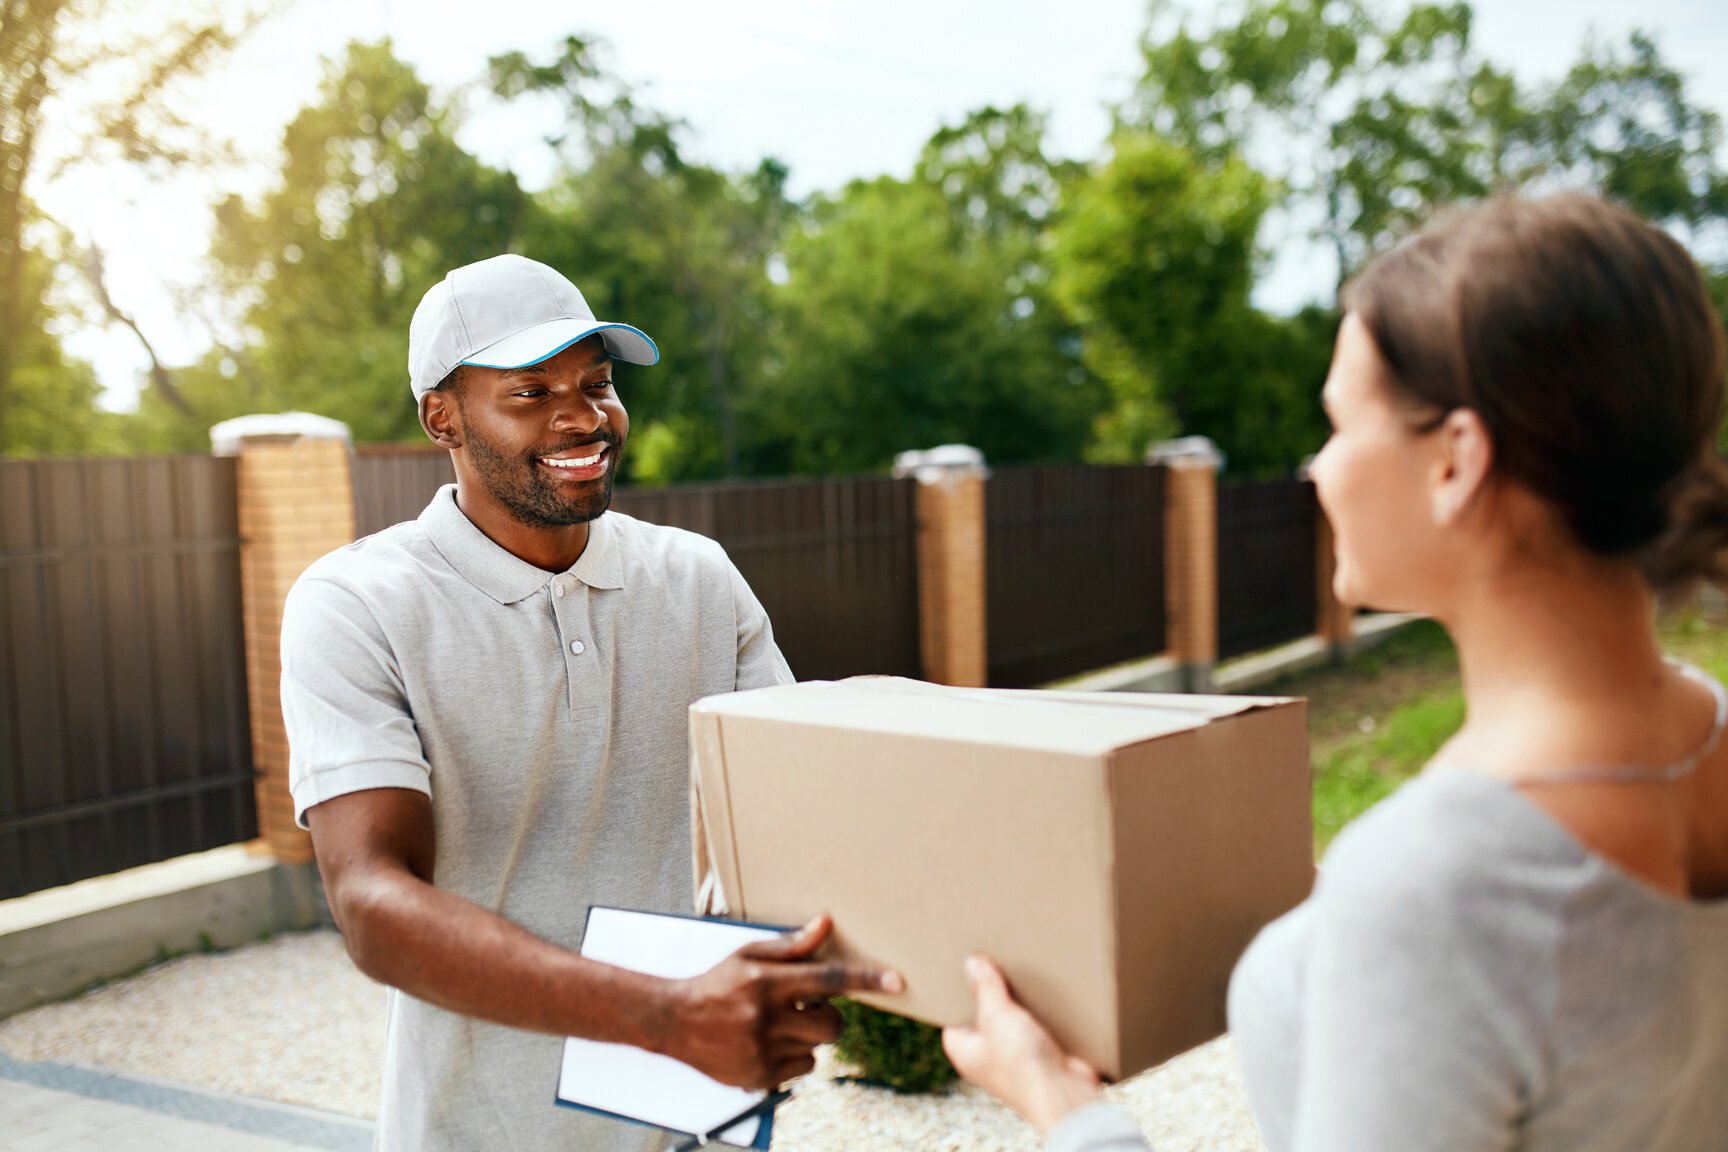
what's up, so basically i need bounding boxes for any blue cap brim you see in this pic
[461,318,659,370]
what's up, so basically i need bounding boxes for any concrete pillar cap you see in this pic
[210,412,352,457]
[1146,436,1224,471]
[892,444,989,485]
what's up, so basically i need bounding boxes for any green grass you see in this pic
[1260,610,1728,853]
[1309,685,1464,850]
[1659,609,1728,682]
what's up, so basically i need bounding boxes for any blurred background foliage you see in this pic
[5,0,1727,478]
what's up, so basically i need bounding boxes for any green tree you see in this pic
[752,108,1101,475]
[1097,0,1727,469]
[0,0,247,453]
[1053,131,1329,472]
[492,37,789,483]
[914,105,1081,243]
[518,136,788,483]
[1125,0,1528,283]
[3,244,107,454]
[188,40,527,443]
[1539,32,1728,230]
[1125,1,1728,281]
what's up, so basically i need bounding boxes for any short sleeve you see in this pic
[729,562,794,690]
[1285,810,1552,1151]
[280,574,432,828]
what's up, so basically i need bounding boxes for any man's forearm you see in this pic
[336,869,678,1052]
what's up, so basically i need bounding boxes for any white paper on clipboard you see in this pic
[557,907,783,1147]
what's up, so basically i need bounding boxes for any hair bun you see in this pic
[1646,455,1728,588]
[1577,479,1672,557]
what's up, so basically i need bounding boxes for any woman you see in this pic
[943,194,1728,1151]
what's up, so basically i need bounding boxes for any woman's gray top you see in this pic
[1048,768,1728,1152]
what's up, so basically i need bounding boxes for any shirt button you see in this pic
[554,583,565,598]
[570,639,585,655]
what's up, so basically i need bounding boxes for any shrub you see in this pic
[832,999,958,1094]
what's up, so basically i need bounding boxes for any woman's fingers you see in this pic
[964,954,1013,1014]
[941,1022,988,1078]
[943,956,1106,1136]
[942,954,1027,1081]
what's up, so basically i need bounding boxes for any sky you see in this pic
[33,0,1728,412]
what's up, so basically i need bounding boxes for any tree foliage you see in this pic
[492,37,791,481]
[1123,1,1727,282]
[0,0,248,453]
[1541,32,1728,228]
[13,6,1728,479]
[1053,132,1305,468]
[751,106,1102,475]
[195,41,526,443]
[3,242,106,454]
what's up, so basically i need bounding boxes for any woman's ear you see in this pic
[1431,407,1494,526]
[420,391,463,449]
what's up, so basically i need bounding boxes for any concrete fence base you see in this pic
[0,844,327,1020]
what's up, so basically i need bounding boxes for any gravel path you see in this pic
[0,929,1265,1150]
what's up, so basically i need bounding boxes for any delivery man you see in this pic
[281,254,902,1151]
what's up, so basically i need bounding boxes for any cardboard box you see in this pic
[689,677,1313,1081]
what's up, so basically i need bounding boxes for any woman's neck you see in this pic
[1439,556,1670,772]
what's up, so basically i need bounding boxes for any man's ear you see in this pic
[420,390,463,449]
[1431,407,1494,526]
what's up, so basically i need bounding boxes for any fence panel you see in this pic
[352,445,455,537]
[0,456,254,899]
[985,465,1166,688]
[1216,479,1318,660]
[614,477,922,682]
[348,454,923,682]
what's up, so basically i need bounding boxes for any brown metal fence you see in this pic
[0,445,1321,902]
[614,477,922,681]
[985,465,1167,688]
[0,457,254,899]
[349,454,923,682]
[1217,479,1319,660]
[352,445,455,537]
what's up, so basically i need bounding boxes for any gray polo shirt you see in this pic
[281,485,793,1152]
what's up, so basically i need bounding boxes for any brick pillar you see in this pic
[895,446,989,688]
[1314,502,1354,661]
[1148,438,1221,693]
[218,417,356,863]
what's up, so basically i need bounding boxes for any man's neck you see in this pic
[454,483,594,573]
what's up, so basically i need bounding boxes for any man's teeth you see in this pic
[542,449,605,469]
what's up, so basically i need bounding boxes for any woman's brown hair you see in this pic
[1342,194,1728,587]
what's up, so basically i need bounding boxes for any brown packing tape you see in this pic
[690,706,746,918]
[689,752,715,914]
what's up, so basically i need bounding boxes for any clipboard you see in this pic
[555,906,795,1148]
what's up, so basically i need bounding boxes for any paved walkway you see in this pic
[0,1052,373,1151]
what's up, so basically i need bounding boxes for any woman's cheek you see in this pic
[1318,443,1376,606]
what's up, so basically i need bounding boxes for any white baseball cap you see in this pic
[408,254,658,400]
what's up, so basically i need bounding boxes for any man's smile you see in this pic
[537,444,611,479]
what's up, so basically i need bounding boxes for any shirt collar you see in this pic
[569,507,624,591]
[420,485,625,604]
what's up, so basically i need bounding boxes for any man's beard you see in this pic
[463,425,624,528]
